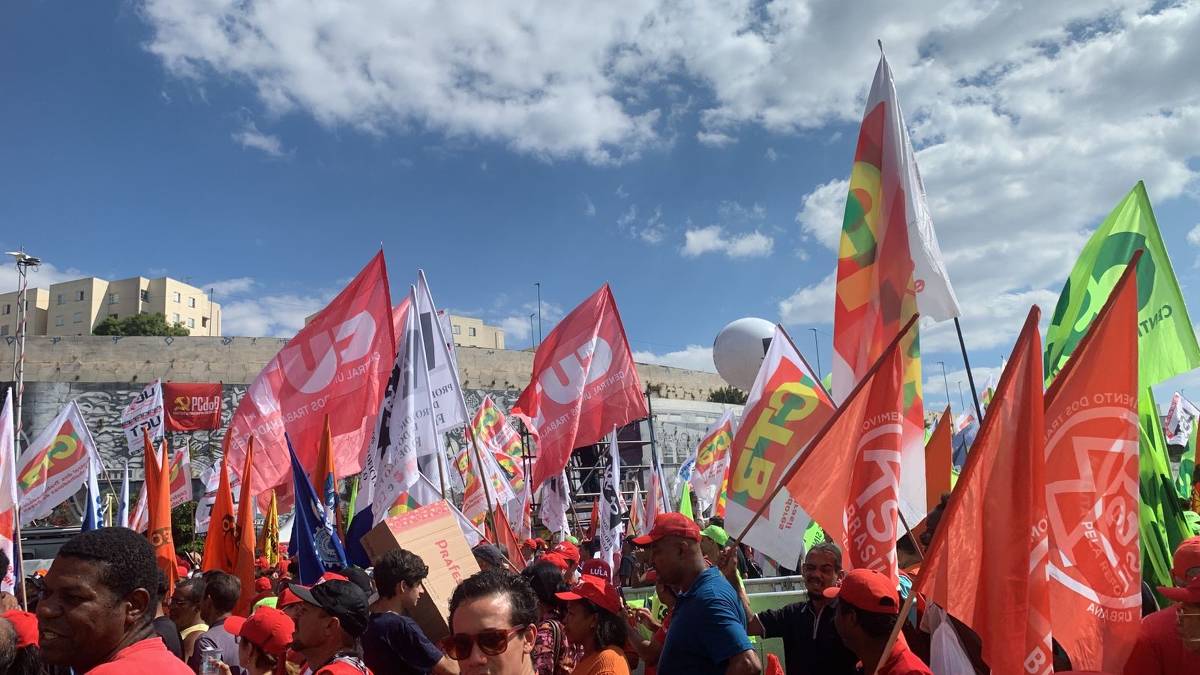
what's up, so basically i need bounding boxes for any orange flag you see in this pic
[782,317,912,582]
[315,415,342,535]
[1042,255,1141,671]
[233,436,258,615]
[586,496,599,541]
[492,504,526,571]
[924,406,953,512]
[201,443,238,573]
[916,308,1053,675]
[144,430,177,596]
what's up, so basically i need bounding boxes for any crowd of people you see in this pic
[0,510,1195,675]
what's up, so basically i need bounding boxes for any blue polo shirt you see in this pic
[657,567,754,675]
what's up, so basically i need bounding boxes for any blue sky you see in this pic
[4,1,1200,404]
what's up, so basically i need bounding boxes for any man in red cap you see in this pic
[825,569,930,675]
[224,605,295,675]
[634,513,760,675]
[553,542,581,584]
[1124,535,1200,673]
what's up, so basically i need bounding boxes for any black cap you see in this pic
[472,543,505,568]
[342,566,374,598]
[288,580,370,637]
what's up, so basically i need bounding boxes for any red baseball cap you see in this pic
[542,553,569,571]
[579,558,612,583]
[278,585,304,608]
[225,606,295,656]
[823,569,900,615]
[1172,536,1200,581]
[553,542,580,564]
[1159,575,1200,604]
[254,577,273,592]
[632,513,701,545]
[2,610,38,647]
[555,574,624,616]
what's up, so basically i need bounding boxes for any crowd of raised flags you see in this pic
[0,48,1198,673]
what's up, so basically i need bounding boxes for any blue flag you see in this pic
[81,461,103,532]
[287,435,347,583]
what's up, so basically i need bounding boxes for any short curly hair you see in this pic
[374,548,429,599]
[448,570,537,632]
[56,527,159,612]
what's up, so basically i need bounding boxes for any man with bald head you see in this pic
[634,513,760,675]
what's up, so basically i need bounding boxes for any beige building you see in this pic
[1,276,221,337]
[0,288,50,338]
[448,314,505,349]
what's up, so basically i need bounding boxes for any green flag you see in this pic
[1178,418,1198,501]
[679,482,694,521]
[1139,387,1194,598]
[1044,181,1200,386]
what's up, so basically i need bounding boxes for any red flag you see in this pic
[925,407,952,512]
[233,436,258,615]
[493,505,526,571]
[201,446,238,573]
[915,308,1053,675]
[586,496,600,540]
[783,318,913,582]
[1042,256,1141,670]
[144,430,177,596]
[163,382,223,431]
[225,252,395,506]
[512,284,646,491]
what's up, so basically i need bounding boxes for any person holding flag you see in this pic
[825,570,931,675]
[1124,536,1200,673]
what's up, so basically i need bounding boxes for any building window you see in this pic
[109,293,119,304]
[0,326,7,336]
[188,297,196,308]
[55,316,64,327]
[469,327,477,337]
[76,290,85,301]
[109,313,118,319]
[140,289,150,302]
[57,293,64,305]
[72,312,82,323]
[1,304,9,316]
[452,325,462,335]
[173,313,181,323]
[188,318,195,328]
[173,292,181,303]
[202,317,209,328]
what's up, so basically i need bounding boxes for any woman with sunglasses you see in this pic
[554,575,629,675]
[443,570,540,675]
[521,560,582,675]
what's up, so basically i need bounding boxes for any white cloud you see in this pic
[1188,224,1200,246]
[221,293,330,337]
[500,315,533,341]
[584,195,596,217]
[615,185,629,199]
[494,300,566,347]
[697,130,736,147]
[765,147,778,162]
[617,205,638,228]
[633,344,716,372]
[778,272,836,326]
[795,179,847,250]
[202,277,256,296]
[0,258,85,295]
[231,122,287,157]
[682,225,773,258]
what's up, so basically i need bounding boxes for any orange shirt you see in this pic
[574,646,630,675]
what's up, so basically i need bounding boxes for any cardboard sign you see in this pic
[362,500,480,642]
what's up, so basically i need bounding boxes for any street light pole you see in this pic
[6,250,40,453]
[534,282,542,347]
[529,313,536,350]
[937,360,951,416]
[808,328,822,381]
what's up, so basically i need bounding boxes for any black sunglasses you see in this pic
[439,626,527,660]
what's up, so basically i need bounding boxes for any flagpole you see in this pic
[778,326,833,401]
[954,318,985,424]
[644,387,670,514]
[731,314,919,547]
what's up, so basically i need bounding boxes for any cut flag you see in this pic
[916,308,1053,675]
[226,252,395,508]
[724,325,834,570]
[201,449,237,574]
[833,51,958,525]
[1042,253,1141,671]
[512,284,646,491]
[782,317,913,582]
[144,431,177,596]
[233,436,258,616]
[0,390,17,592]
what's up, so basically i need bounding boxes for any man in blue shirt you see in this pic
[634,513,760,675]
[363,548,459,675]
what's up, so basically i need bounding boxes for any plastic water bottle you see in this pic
[198,646,222,675]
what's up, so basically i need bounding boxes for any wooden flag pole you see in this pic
[954,318,986,425]
[732,314,920,547]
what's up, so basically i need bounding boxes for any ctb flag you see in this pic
[512,284,646,491]
[16,401,100,524]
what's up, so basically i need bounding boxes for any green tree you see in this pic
[94,312,190,337]
[708,386,748,404]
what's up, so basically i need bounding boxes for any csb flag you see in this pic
[16,401,100,524]
[233,437,258,615]
[724,326,834,570]
[833,52,956,525]
[512,284,646,491]
[690,409,734,514]
[0,389,17,592]
[226,252,395,506]
[1042,254,1141,670]
[201,451,238,573]
[783,318,912,582]
[288,435,348,584]
[917,308,1053,675]
[1044,181,1200,386]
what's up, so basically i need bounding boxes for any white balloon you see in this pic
[712,318,775,391]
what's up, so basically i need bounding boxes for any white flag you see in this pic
[539,470,571,538]
[597,429,625,569]
[119,380,164,457]
[1164,392,1200,446]
[690,409,735,513]
[118,461,130,529]
[0,389,18,592]
[416,270,469,433]
[17,401,102,524]
[644,441,669,528]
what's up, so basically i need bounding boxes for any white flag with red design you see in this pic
[0,389,18,592]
